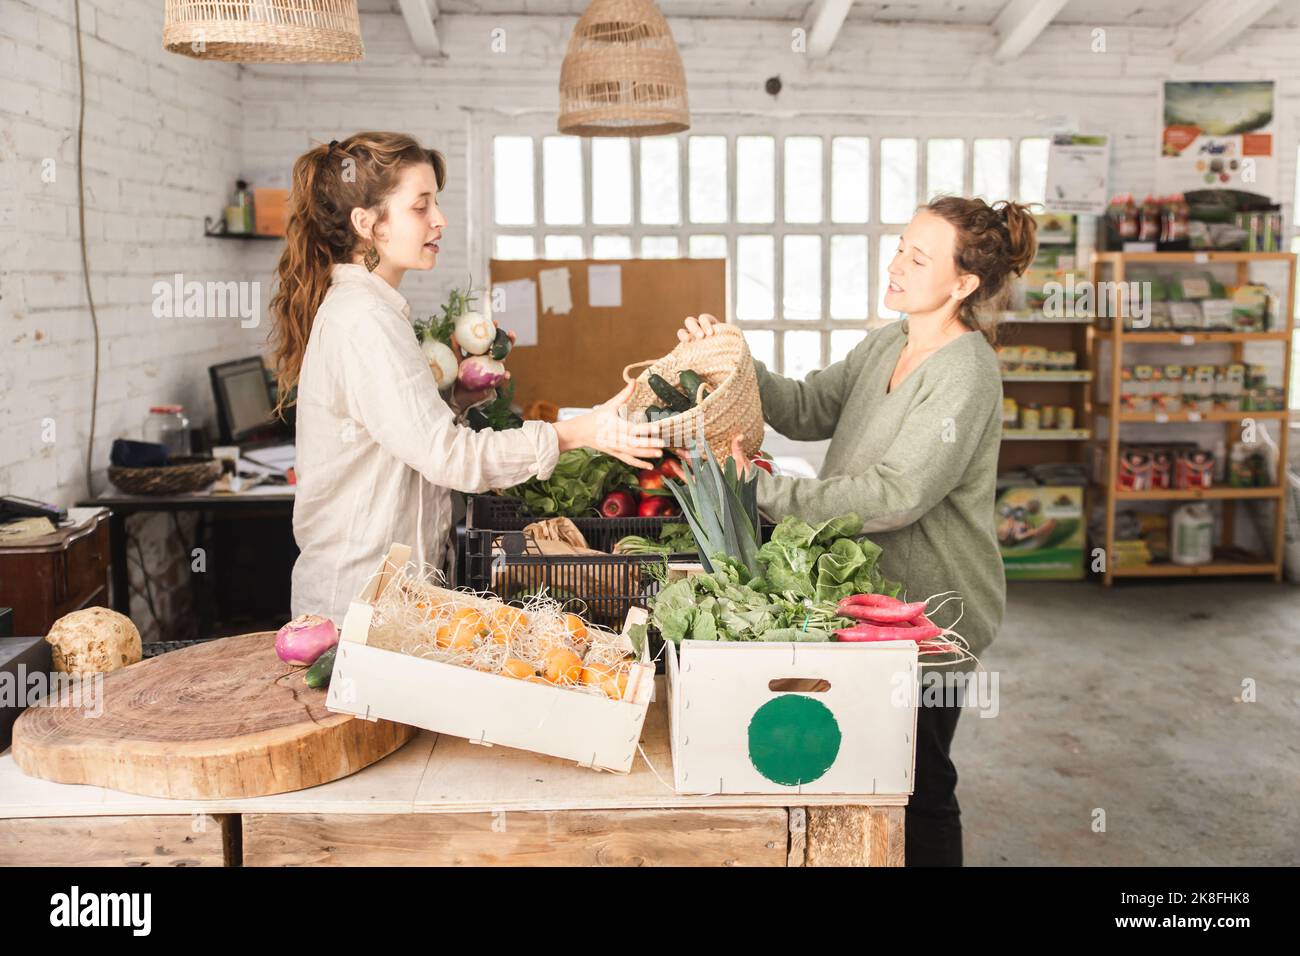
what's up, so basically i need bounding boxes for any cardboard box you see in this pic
[253,188,289,236]
[328,544,656,774]
[664,638,918,796]
[996,485,1085,580]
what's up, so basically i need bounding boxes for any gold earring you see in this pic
[363,242,380,272]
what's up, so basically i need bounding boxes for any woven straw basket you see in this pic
[107,458,222,496]
[622,323,764,461]
[162,0,364,63]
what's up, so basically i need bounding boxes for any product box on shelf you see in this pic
[995,485,1085,580]
[1200,298,1235,331]
[1232,285,1269,331]
[328,544,656,774]
[1174,447,1216,489]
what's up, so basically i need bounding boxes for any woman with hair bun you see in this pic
[679,196,1037,867]
[270,132,662,625]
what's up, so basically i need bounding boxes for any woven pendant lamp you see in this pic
[162,0,364,63]
[558,0,690,137]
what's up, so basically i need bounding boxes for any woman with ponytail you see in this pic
[679,196,1038,867]
[271,132,661,624]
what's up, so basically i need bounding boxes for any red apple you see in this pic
[600,491,638,518]
[638,469,665,493]
[659,457,686,481]
[639,497,669,517]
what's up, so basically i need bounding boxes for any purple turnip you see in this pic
[458,354,507,390]
[275,614,339,665]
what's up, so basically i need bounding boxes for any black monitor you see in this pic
[210,357,275,443]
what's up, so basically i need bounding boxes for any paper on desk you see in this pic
[492,278,538,347]
[588,264,622,307]
[242,443,295,469]
[538,267,572,316]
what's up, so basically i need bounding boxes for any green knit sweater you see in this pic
[753,318,1006,666]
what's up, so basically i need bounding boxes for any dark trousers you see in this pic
[905,702,963,866]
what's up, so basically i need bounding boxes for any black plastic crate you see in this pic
[463,495,773,665]
[463,495,686,632]
[465,494,692,554]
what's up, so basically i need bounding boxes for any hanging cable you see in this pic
[74,0,102,497]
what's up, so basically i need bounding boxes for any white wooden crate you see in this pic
[326,545,655,774]
[664,638,918,796]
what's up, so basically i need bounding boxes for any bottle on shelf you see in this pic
[224,180,254,235]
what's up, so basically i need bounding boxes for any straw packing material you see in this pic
[366,568,641,701]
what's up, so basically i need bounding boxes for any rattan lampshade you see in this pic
[558,0,690,137]
[163,0,364,63]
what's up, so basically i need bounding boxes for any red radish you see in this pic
[275,614,338,665]
[834,621,944,643]
[838,593,904,609]
[458,355,507,390]
[749,456,774,474]
[838,600,928,624]
[600,491,637,518]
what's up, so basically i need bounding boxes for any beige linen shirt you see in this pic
[290,263,560,623]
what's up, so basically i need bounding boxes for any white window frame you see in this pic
[471,114,1054,377]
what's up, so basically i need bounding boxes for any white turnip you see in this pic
[453,310,495,355]
[421,337,458,391]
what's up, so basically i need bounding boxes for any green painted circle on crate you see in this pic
[747,694,841,786]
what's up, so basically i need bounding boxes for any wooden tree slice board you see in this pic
[12,633,417,799]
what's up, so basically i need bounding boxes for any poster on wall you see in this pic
[1157,81,1276,199]
[1044,133,1110,214]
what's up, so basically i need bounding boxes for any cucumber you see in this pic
[678,370,707,405]
[644,405,666,422]
[304,646,337,689]
[648,373,693,413]
[466,405,492,432]
[489,327,512,361]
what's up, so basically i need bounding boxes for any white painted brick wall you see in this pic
[2,0,258,511]
[4,6,1299,599]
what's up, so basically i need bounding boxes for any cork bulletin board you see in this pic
[488,258,727,411]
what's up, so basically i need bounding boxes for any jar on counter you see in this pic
[143,405,191,458]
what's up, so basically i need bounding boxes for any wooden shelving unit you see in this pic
[1089,251,1296,586]
[996,308,1096,474]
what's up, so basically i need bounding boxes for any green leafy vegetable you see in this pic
[614,522,698,556]
[506,449,638,518]
[646,511,902,643]
[466,380,523,432]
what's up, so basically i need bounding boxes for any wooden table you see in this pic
[0,679,906,867]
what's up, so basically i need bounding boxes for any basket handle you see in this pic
[622,359,657,384]
[622,323,743,384]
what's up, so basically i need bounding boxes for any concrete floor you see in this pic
[955,578,1300,866]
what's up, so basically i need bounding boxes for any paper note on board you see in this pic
[492,278,538,347]
[588,264,622,307]
[538,267,573,315]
